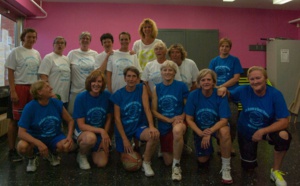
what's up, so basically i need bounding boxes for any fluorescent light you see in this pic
[223,0,235,2]
[273,0,292,5]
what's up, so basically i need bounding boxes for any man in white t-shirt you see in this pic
[107,32,142,93]
[5,28,41,162]
[94,33,114,73]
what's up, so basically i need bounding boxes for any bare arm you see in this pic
[142,85,159,139]
[107,71,113,93]
[8,68,18,102]
[143,81,152,99]
[96,51,113,73]
[186,115,204,137]
[39,74,49,82]
[252,118,289,142]
[219,74,240,88]
[114,104,132,153]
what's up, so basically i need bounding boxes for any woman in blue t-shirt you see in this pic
[73,70,112,170]
[185,69,233,184]
[151,60,189,181]
[17,80,75,172]
[219,66,291,186]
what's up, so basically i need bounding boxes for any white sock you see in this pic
[172,159,180,168]
[221,157,231,168]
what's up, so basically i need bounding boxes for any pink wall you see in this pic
[25,2,300,68]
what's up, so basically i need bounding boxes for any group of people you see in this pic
[5,18,291,186]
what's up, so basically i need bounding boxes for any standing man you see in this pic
[5,28,41,161]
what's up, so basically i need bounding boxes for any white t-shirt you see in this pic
[5,46,41,84]
[68,48,98,93]
[178,58,199,90]
[141,60,182,91]
[132,39,162,70]
[38,52,71,103]
[94,50,115,70]
[106,50,142,93]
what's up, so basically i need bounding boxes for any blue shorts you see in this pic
[37,133,66,152]
[115,125,147,153]
[91,134,102,152]
[194,132,217,157]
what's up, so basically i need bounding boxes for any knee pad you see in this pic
[272,131,292,151]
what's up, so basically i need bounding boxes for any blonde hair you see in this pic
[79,31,92,41]
[196,69,217,87]
[30,80,47,100]
[247,66,268,79]
[138,18,158,39]
[160,60,177,73]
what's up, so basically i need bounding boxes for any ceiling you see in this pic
[43,0,300,10]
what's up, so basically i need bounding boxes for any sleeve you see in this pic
[184,92,195,116]
[233,57,244,74]
[229,85,243,102]
[141,64,149,81]
[106,55,113,72]
[132,40,139,54]
[18,103,33,129]
[73,93,85,119]
[273,90,290,119]
[110,91,121,106]
[218,96,231,119]
[94,54,101,69]
[208,58,215,70]
[38,55,52,75]
[191,61,199,81]
[182,83,189,98]
[134,55,142,73]
[5,49,17,70]
[174,65,182,81]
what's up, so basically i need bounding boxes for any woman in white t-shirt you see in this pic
[67,32,98,115]
[132,18,162,70]
[39,36,70,108]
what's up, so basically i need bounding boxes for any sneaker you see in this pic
[270,169,287,186]
[9,149,23,162]
[172,164,182,181]
[183,144,193,154]
[47,152,60,166]
[76,153,91,170]
[220,167,233,184]
[142,161,155,177]
[26,156,38,172]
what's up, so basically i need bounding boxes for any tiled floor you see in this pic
[0,124,299,186]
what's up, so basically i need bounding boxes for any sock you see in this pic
[221,157,231,168]
[172,159,180,168]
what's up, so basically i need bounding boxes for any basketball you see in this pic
[121,151,142,172]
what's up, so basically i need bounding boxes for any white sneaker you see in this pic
[220,167,233,184]
[47,153,60,166]
[172,164,182,181]
[270,169,287,186]
[142,161,154,176]
[26,156,38,172]
[76,153,91,170]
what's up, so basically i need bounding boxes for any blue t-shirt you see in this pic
[18,98,63,139]
[230,85,289,140]
[185,88,231,130]
[73,90,112,134]
[209,55,243,90]
[155,80,189,135]
[110,83,146,137]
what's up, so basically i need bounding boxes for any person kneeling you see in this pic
[17,80,75,172]
[110,66,159,176]
[185,69,233,184]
